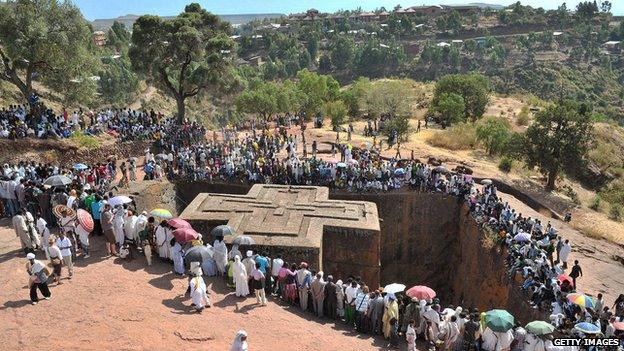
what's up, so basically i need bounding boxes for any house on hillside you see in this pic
[603,41,621,53]
[441,5,482,15]
[248,56,264,67]
[93,31,106,47]
[405,5,444,16]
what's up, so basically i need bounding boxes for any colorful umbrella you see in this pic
[210,225,235,237]
[566,293,595,309]
[557,274,573,286]
[53,204,76,219]
[168,218,192,229]
[574,322,600,334]
[485,309,515,332]
[73,163,89,170]
[514,232,532,242]
[76,209,94,232]
[150,208,173,219]
[394,168,406,176]
[612,322,624,331]
[383,283,406,294]
[172,228,200,243]
[406,285,436,300]
[525,321,555,335]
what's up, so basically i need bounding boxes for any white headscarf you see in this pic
[230,330,248,351]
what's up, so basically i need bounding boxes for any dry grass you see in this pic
[571,221,618,243]
[426,122,478,150]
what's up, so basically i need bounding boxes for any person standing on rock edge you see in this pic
[25,253,51,305]
[559,239,572,270]
[296,262,311,311]
[569,260,583,289]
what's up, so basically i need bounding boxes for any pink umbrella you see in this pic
[558,274,574,286]
[172,228,200,243]
[406,285,437,300]
[76,209,94,232]
[168,218,192,229]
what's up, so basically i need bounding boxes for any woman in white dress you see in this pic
[233,255,250,297]
[213,237,228,276]
[112,206,126,247]
[189,273,210,312]
[154,222,169,259]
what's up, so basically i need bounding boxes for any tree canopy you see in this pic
[0,0,98,105]
[129,3,235,122]
[430,73,490,122]
[523,100,594,190]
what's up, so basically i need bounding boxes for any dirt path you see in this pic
[0,220,388,350]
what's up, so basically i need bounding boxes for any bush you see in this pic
[70,131,99,149]
[516,106,530,126]
[610,203,623,222]
[499,156,513,173]
[427,122,478,150]
[560,184,581,205]
[589,195,601,211]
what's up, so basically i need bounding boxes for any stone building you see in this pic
[180,184,381,287]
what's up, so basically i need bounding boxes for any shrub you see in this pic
[427,122,478,150]
[70,131,99,150]
[589,195,601,211]
[610,203,623,222]
[516,106,530,126]
[499,156,513,173]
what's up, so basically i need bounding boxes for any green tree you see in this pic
[318,54,332,72]
[576,1,599,20]
[235,81,279,123]
[475,116,511,156]
[523,100,594,190]
[383,115,411,158]
[129,3,235,122]
[431,73,490,121]
[0,0,98,106]
[435,92,465,127]
[106,21,132,52]
[99,57,140,105]
[323,100,348,138]
[305,32,319,60]
[341,77,370,118]
[330,36,355,70]
[297,69,339,120]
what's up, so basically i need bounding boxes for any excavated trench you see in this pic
[174,181,544,323]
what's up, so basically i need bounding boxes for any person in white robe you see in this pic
[233,255,250,297]
[482,327,514,351]
[37,217,51,257]
[13,211,32,252]
[188,272,210,312]
[24,210,41,249]
[559,240,572,269]
[172,240,184,275]
[112,206,126,247]
[124,210,138,243]
[165,226,174,259]
[524,333,546,351]
[155,222,169,259]
[229,330,248,351]
[75,224,90,258]
[213,238,228,276]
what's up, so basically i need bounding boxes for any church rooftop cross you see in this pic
[180,184,380,248]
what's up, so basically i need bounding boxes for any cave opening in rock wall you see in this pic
[175,181,541,322]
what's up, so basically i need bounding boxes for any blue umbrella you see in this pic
[394,168,406,176]
[336,162,347,168]
[73,163,88,170]
[574,322,600,334]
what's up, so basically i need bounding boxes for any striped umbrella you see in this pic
[150,208,173,219]
[566,293,595,309]
[53,204,76,219]
[76,209,94,232]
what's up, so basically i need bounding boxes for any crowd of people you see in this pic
[2,105,623,350]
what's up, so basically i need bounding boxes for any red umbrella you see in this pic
[406,285,437,300]
[76,209,94,232]
[172,228,200,243]
[168,218,192,229]
[558,274,573,286]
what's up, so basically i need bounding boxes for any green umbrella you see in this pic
[485,309,515,332]
[525,321,555,335]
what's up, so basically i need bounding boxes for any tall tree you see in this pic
[106,21,132,52]
[324,100,348,139]
[430,73,490,121]
[523,100,594,190]
[129,3,235,122]
[475,116,511,156]
[296,69,340,120]
[0,0,97,106]
[330,36,355,70]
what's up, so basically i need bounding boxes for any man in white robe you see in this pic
[24,210,41,250]
[155,222,169,259]
[233,255,250,297]
[188,272,210,312]
[124,210,138,243]
[37,217,51,258]
[213,238,228,276]
[13,211,32,253]
[112,206,126,247]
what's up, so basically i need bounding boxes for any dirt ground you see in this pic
[0,220,391,351]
